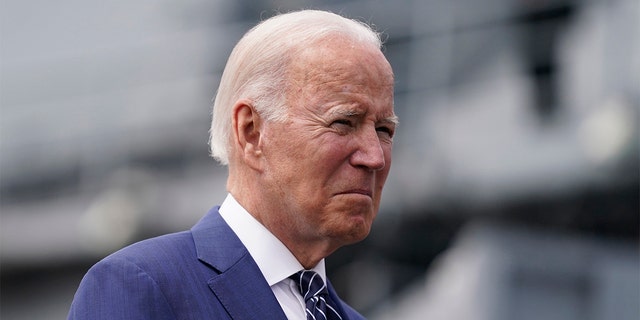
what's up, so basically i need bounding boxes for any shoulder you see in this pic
[69,231,211,319]
[89,230,200,280]
[69,232,196,319]
[110,231,195,262]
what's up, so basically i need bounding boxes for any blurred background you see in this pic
[1,0,638,319]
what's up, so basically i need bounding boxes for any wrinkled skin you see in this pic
[231,36,396,268]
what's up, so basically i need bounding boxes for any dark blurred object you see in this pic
[516,1,576,121]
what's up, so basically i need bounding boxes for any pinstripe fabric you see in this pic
[68,207,366,319]
[290,270,343,320]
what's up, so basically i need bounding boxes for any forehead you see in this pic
[291,37,393,85]
[287,36,394,114]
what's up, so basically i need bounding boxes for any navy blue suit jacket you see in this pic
[68,207,365,319]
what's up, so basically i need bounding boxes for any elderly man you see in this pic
[69,9,396,320]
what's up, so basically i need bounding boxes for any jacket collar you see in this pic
[191,206,288,319]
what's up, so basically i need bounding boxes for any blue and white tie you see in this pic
[290,270,343,320]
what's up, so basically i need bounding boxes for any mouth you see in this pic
[336,189,373,198]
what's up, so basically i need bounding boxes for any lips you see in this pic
[337,188,373,198]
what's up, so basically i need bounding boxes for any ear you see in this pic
[232,99,264,170]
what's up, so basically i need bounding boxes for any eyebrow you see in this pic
[382,114,400,126]
[330,109,361,118]
[330,109,399,126]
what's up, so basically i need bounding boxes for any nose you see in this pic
[350,127,386,171]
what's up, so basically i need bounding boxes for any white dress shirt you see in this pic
[218,193,326,320]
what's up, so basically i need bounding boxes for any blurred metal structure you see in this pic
[1,0,638,319]
[370,222,639,320]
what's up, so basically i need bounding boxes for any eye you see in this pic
[376,126,395,139]
[331,119,353,127]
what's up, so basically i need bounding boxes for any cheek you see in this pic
[307,136,353,174]
[264,127,308,172]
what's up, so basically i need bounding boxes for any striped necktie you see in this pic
[290,270,343,320]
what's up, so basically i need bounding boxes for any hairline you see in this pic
[209,10,386,165]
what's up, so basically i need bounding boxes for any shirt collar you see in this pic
[218,193,326,286]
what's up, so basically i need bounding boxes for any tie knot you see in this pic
[289,270,328,301]
[289,270,343,320]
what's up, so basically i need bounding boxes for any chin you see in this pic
[322,202,376,243]
[342,218,373,244]
[342,230,371,245]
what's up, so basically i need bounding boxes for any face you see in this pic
[258,37,396,247]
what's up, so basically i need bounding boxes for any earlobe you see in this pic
[232,100,263,170]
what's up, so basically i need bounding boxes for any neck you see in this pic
[228,178,338,269]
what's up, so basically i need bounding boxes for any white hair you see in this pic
[208,10,384,165]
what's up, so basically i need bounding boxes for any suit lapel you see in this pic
[191,207,287,320]
[207,253,288,319]
[327,280,352,320]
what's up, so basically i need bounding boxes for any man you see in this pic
[68,9,396,320]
